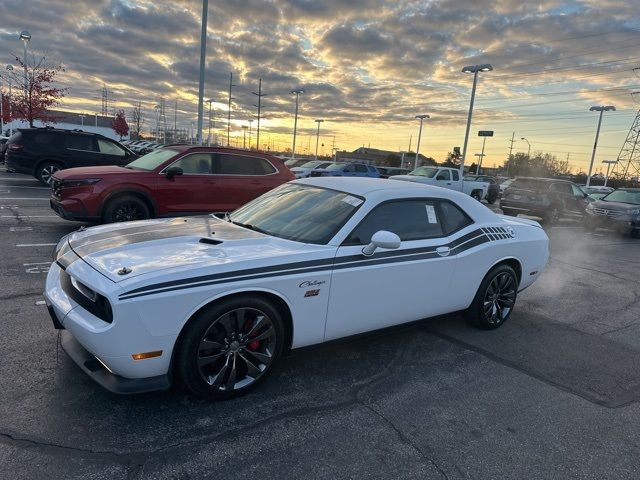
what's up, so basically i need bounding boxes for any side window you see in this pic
[97,139,126,157]
[215,154,275,175]
[436,170,450,181]
[344,164,355,173]
[170,153,213,174]
[438,201,473,235]
[251,157,277,175]
[33,133,56,146]
[345,200,445,245]
[354,164,367,173]
[551,182,571,194]
[65,135,95,151]
[451,170,459,181]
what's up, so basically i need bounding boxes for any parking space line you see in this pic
[17,243,56,247]
[35,300,46,306]
[1,215,56,218]
[9,226,33,231]
[0,185,49,190]
[0,197,49,200]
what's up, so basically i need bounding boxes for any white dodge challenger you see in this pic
[45,177,549,399]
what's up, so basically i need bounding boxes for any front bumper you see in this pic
[585,211,640,231]
[50,197,99,222]
[44,262,174,394]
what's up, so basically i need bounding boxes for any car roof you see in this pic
[18,127,105,138]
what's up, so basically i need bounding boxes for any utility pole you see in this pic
[174,99,177,142]
[408,134,412,153]
[207,98,214,146]
[227,72,235,146]
[506,131,515,176]
[252,79,266,151]
[248,119,253,149]
[242,125,248,149]
[587,105,616,187]
[414,114,429,170]
[290,89,304,159]
[196,0,209,144]
[314,119,324,160]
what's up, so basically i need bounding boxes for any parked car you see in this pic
[50,146,295,223]
[499,178,515,196]
[465,175,500,204]
[4,128,137,185]
[391,166,489,201]
[500,177,590,224]
[290,160,335,178]
[377,167,411,179]
[584,188,640,237]
[309,162,380,178]
[45,177,549,398]
[284,158,308,168]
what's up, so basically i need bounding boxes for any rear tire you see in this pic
[37,162,62,185]
[175,296,285,400]
[465,264,518,330]
[102,194,150,223]
[471,190,482,201]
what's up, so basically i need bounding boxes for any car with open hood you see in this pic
[44,177,549,399]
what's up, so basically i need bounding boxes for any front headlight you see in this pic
[586,203,595,211]
[61,178,102,188]
[53,235,69,260]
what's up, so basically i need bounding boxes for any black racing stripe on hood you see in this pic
[70,216,262,258]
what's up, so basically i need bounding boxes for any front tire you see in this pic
[465,264,518,330]
[37,162,62,185]
[175,296,285,400]
[102,194,150,223]
[471,190,482,201]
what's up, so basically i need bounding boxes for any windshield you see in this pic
[325,163,346,171]
[602,190,640,205]
[409,166,438,177]
[126,148,180,171]
[300,160,323,168]
[229,183,363,244]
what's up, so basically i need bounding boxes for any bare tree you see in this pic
[131,102,144,140]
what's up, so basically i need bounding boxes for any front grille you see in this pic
[592,208,624,218]
[51,179,62,198]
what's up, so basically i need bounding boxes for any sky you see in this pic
[1,0,640,173]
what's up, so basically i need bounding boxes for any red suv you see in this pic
[50,146,294,223]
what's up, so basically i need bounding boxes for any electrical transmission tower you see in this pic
[614,111,640,181]
[100,85,110,116]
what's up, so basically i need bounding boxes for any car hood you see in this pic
[64,216,307,283]
[590,200,640,212]
[54,165,141,179]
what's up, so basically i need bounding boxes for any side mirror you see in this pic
[165,166,183,179]
[362,230,401,256]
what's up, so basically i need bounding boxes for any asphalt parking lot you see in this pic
[1,167,640,479]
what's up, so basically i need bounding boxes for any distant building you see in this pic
[3,110,125,141]
[335,147,435,168]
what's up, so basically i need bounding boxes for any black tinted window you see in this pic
[65,135,95,151]
[33,133,57,146]
[346,200,445,245]
[170,153,213,174]
[439,201,473,235]
[551,182,572,194]
[215,154,276,175]
[354,164,367,173]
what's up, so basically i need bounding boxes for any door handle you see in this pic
[436,246,450,257]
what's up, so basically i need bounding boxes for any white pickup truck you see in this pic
[390,166,489,201]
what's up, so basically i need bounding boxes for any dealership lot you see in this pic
[1,168,640,479]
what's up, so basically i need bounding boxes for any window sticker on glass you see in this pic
[341,195,363,207]
[425,204,438,224]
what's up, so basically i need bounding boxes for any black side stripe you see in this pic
[118,229,493,301]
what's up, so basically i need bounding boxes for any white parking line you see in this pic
[35,300,46,306]
[16,243,56,247]
[0,197,49,200]
[23,262,51,274]
[9,226,33,231]
[0,185,49,190]
[0,205,18,209]
[1,215,56,218]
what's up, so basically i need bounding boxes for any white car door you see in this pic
[324,198,472,340]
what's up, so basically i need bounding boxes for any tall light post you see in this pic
[314,119,324,160]
[19,31,31,99]
[474,153,486,174]
[587,105,616,187]
[520,137,531,159]
[414,114,429,170]
[460,64,493,184]
[248,119,253,150]
[242,125,248,149]
[602,160,618,187]
[290,88,304,159]
[207,98,214,146]
[196,0,208,144]
[6,65,13,136]
[79,114,85,126]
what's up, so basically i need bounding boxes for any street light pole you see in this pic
[6,65,13,136]
[314,119,324,160]
[460,64,493,186]
[414,114,429,170]
[227,72,235,146]
[196,0,208,145]
[19,31,31,100]
[587,106,616,187]
[79,114,85,126]
[242,125,248,149]
[521,137,531,159]
[475,136,488,174]
[602,160,618,187]
[290,89,304,159]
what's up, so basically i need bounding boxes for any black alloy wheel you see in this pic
[176,296,285,400]
[103,195,150,223]
[466,264,518,329]
[37,163,61,185]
